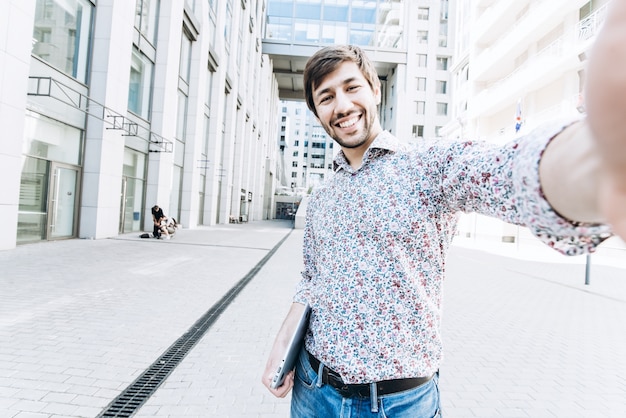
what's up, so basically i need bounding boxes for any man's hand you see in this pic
[586,0,626,240]
[261,303,307,398]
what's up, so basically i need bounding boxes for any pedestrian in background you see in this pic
[151,205,166,239]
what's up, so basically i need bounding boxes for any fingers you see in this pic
[262,370,294,398]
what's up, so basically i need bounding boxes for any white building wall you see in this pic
[397,0,455,143]
[2,0,280,250]
[0,1,35,250]
[81,0,136,239]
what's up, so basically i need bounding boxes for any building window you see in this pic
[134,0,159,44]
[350,27,375,46]
[321,22,349,44]
[176,90,188,141]
[179,33,193,85]
[292,161,298,167]
[436,57,448,70]
[441,0,449,20]
[295,21,320,43]
[437,102,448,116]
[417,54,427,67]
[32,0,94,83]
[418,30,428,44]
[412,125,424,138]
[416,101,425,115]
[417,77,426,91]
[293,151,298,157]
[291,172,298,178]
[225,0,233,47]
[439,20,448,47]
[128,48,154,119]
[436,80,447,94]
[418,7,429,20]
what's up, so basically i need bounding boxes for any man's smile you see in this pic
[335,113,362,129]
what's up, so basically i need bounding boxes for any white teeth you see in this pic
[338,116,359,128]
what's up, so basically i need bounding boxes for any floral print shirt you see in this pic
[294,121,612,384]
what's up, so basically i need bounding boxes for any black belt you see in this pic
[308,352,433,398]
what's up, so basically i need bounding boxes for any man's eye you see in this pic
[347,85,360,92]
[319,96,332,104]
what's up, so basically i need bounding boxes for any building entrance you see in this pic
[17,158,80,243]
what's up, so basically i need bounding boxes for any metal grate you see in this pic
[98,230,292,417]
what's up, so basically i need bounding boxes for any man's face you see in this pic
[312,61,382,151]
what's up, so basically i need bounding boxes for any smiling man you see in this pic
[309,59,382,167]
[262,4,626,414]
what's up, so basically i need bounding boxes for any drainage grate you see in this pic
[98,230,292,417]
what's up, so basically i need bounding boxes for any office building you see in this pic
[1,0,280,250]
[277,101,335,193]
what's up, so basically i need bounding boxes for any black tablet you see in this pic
[270,304,312,389]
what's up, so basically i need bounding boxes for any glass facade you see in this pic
[134,0,160,45]
[266,0,405,49]
[128,48,154,119]
[22,113,83,166]
[18,113,83,243]
[17,157,49,243]
[32,0,94,83]
[119,149,146,233]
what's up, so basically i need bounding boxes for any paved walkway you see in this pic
[1,220,625,417]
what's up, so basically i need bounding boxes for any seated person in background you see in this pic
[158,216,177,239]
[163,217,179,235]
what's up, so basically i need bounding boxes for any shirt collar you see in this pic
[333,131,399,173]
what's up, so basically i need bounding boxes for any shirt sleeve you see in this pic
[439,119,613,256]
[293,196,315,304]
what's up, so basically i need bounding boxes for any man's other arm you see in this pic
[262,302,307,397]
[539,0,626,240]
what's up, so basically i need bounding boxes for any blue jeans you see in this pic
[291,348,442,418]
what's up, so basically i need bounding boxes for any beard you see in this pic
[324,104,379,149]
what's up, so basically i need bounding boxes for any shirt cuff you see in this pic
[514,119,613,255]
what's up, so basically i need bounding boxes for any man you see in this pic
[151,205,166,239]
[263,1,626,416]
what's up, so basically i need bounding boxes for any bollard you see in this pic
[585,254,591,285]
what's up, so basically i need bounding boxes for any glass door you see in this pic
[119,148,146,233]
[17,157,50,243]
[48,164,79,239]
[119,176,144,233]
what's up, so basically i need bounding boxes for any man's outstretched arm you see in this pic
[540,0,626,240]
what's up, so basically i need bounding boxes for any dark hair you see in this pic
[303,45,379,117]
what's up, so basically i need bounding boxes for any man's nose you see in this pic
[333,91,353,114]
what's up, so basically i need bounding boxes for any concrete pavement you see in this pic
[1,220,625,417]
